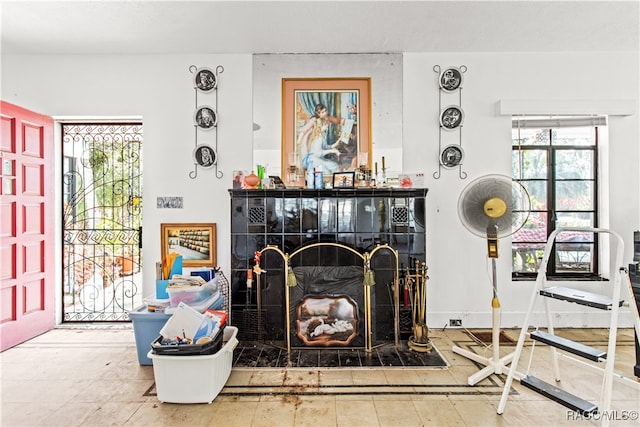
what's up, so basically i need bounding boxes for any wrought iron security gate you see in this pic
[62,123,143,321]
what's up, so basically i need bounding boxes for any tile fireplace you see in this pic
[229,188,428,351]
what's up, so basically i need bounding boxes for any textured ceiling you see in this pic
[1,1,638,55]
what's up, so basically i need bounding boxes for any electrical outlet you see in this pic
[449,319,462,327]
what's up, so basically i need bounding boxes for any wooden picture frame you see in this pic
[160,223,216,267]
[333,171,355,189]
[282,77,371,179]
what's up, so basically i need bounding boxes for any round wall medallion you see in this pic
[193,67,217,92]
[439,66,464,92]
[440,105,464,130]
[440,145,464,168]
[194,105,217,130]
[193,144,217,168]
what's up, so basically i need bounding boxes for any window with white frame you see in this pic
[511,116,606,279]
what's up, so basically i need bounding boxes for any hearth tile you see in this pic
[270,348,289,368]
[394,344,426,366]
[420,350,448,367]
[318,350,340,367]
[254,345,282,368]
[285,350,301,368]
[376,346,403,367]
[337,349,361,367]
[234,345,263,368]
[359,350,383,367]
[296,350,320,367]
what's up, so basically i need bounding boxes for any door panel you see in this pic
[0,101,54,351]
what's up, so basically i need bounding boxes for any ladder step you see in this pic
[521,375,598,416]
[530,330,606,362]
[539,286,623,310]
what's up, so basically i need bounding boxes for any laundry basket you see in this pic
[147,326,238,404]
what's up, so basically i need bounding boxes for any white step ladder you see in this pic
[497,227,640,425]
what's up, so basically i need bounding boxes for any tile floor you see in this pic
[232,339,448,368]
[1,326,638,426]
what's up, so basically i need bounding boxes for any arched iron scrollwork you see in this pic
[62,123,143,321]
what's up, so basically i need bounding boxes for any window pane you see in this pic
[512,149,547,179]
[555,181,594,210]
[513,212,547,243]
[552,126,595,146]
[555,242,594,273]
[519,180,547,210]
[555,212,595,229]
[511,116,599,278]
[555,150,594,179]
[513,244,544,273]
[554,229,594,245]
[512,128,550,146]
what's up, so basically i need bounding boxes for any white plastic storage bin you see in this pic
[147,326,238,404]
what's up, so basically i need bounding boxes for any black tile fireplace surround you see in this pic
[229,188,428,349]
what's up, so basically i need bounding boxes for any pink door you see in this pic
[1,101,55,351]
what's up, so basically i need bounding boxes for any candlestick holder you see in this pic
[381,165,388,187]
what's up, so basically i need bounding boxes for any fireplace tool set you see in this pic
[405,260,432,352]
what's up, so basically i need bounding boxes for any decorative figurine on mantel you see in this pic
[244,171,260,189]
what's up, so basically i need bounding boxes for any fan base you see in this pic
[452,345,516,385]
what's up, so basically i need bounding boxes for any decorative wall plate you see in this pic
[193,144,217,168]
[438,66,464,92]
[440,144,464,168]
[194,105,217,130]
[193,67,217,92]
[440,105,464,130]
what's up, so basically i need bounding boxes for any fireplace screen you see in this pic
[297,295,357,346]
[290,265,364,348]
[251,242,400,351]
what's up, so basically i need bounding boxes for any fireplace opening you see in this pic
[239,242,401,352]
[291,266,364,347]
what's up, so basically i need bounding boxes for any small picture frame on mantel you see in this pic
[333,171,355,189]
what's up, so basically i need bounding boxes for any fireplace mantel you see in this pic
[229,187,428,347]
[229,188,428,198]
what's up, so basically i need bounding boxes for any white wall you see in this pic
[404,52,639,328]
[252,53,403,176]
[1,54,254,321]
[2,50,638,329]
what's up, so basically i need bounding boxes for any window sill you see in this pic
[512,274,607,282]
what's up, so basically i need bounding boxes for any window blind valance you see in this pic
[512,116,607,129]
